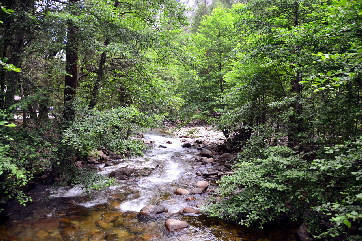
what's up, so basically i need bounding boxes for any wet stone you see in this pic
[182,142,192,148]
[102,211,121,222]
[96,220,113,229]
[139,205,168,216]
[60,226,78,240]
[88,231,105,240]
[190,187,204,194]
[108,200,120,209]
[196,181,209,191]
[174,188,190,195]
[180,207,201,214]
[202,157,214,164]
[79,220,97,232]
[199,148,213,157]
[165,219,189,232]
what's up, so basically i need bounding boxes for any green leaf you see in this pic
[343,219,351,228]
[339,0,347,6]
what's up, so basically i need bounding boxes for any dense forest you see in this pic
[1,0,362,239]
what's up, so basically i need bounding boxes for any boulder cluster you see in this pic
[138,180,209,232]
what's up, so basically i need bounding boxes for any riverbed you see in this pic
[0,127,299,240]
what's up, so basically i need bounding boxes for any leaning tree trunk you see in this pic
[88,40,109,109]
[88,0,119,109]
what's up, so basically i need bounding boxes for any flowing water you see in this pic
[0,129,299,241]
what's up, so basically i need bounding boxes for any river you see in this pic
[0,128,299,241]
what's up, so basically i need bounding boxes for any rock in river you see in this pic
[196,181,209,191]
[181,142,192,148]
[180,207,200,214]
[165,219,189,232]
[199,148,213,158]
[174,188,190,195]
[139,205,168,216]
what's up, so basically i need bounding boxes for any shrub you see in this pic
[206,137,362,239]
[62,107,158,157]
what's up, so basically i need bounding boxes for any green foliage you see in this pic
[206,136,362,239]
[201,1,362,239]
[55,165,115,193]
[0,60,21,72]
[62,107,158,156]
[0,120,32,206]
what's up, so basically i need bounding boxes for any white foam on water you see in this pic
[77,195,109,208]
[119,191,154,212]
[49,130,201,212]
[49,186,85,198]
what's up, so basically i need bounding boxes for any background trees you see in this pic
[184,0,362,239]
[1,0,362,239]
[0,0,186,206]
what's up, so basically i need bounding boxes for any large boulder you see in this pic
[165,219,189,232]
[139,205,168,216]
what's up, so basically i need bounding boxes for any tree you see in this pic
[176,6,236,121]
[205,0,362,239]
[0,0,35,112]
[0,0,188,205]
[63,0,80,124]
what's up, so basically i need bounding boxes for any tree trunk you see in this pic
[288,0,303,147]
[89,40,109,109]
[63,0,79,124]
[0,1,25,111]
[88,1,118,109]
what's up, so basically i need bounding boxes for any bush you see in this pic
[0,120,34,206]
[205,137,362,239]
[62,107,158,157]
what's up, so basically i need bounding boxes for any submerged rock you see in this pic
[165,219,189,232]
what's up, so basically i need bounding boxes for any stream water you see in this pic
[0,129,299,241]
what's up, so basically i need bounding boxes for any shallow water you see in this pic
[0,129,299,241]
